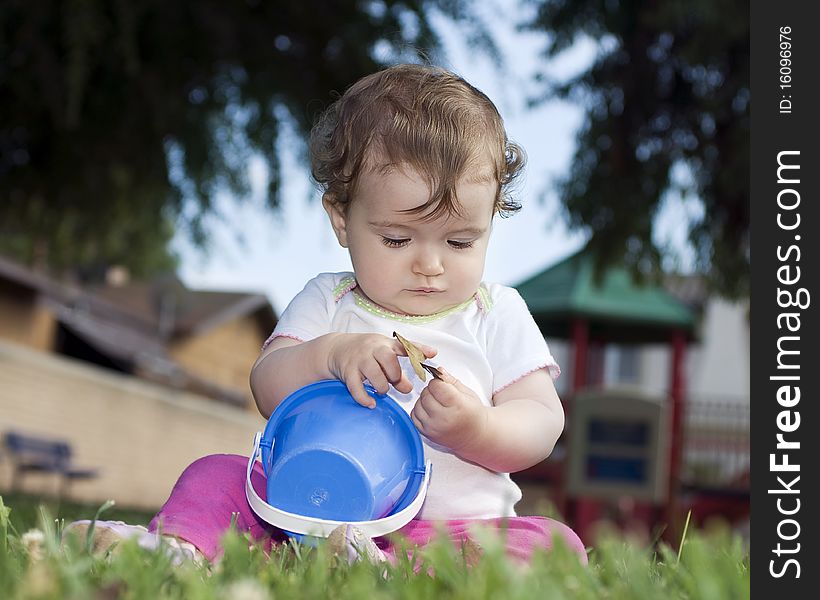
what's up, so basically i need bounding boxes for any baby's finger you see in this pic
[426,378,460,408]
[432,366,458,386]
[344,371,376,409]
[422,389,450,418]
[361,362,390,396]
[410,410,425,435]
[392,372,413,394]
[416,341,438,359]
[411,402,431,432]
[374,349,404,386]
[434,367,478,399]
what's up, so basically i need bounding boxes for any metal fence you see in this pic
[681,398,750,491]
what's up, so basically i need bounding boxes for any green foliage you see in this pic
[1,0,485,280]
[1,494,749,600]
[524,0,749,297]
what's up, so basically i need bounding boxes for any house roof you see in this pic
[0,255,277,405]
[514,247,698,343]
[0,255,63,296]
[87,275,276,339]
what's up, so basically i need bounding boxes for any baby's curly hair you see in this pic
[310,64,525,220]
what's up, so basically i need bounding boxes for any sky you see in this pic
[172,1,692,314]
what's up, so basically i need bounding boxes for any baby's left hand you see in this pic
[410,368,487,454]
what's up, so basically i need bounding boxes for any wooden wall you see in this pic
[0,286,57,352]
[170,315,270,410]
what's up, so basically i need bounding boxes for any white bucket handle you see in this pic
[245,432,431,538]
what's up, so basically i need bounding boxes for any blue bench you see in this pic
[3,431,99,496]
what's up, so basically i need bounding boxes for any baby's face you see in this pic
[325,164,496,316]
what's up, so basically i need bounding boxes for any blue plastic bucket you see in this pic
[258,380,426,524]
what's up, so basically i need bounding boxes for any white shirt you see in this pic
[266,272,560,519]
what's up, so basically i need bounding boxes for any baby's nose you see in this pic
[412,248,444,276]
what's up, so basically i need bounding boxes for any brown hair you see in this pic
[310,64,525,220]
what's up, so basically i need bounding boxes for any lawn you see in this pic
[0,492,156,534]
[1,494,749,599]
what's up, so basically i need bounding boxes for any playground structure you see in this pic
[513,248,750,543]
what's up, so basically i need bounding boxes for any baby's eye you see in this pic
[448,240,474,250]
[381,236,410,248]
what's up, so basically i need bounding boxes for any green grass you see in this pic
[1,494,749,600]
[0,492,156,533]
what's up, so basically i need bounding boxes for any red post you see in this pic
[571,319,589,394]
[566,319,599,541]
[665,329,687,539]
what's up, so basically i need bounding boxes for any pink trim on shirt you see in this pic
[333,279,358,302]
[261,333,305,352]
[474,292,486,313]
[474,284,493,314]
[492,363,561,395]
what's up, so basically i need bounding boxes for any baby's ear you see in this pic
[322,194,349,248]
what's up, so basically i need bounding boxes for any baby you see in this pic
[68,64,586,567]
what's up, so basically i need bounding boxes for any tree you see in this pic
[1,0,486,281]
[523,0,749,297]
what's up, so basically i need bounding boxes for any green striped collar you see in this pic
[332,275,493,323]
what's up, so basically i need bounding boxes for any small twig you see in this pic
[677,509,693,564]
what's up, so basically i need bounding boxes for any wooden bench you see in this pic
[2,431,99,496]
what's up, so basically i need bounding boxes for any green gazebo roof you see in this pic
[514,247,697,343]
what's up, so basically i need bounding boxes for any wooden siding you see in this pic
[169,315,269,410]
[0,288,56,352]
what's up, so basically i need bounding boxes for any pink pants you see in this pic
[149,454,587,565]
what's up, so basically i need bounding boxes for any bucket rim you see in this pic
[260,379,425,480]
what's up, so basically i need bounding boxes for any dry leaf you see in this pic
[393,331,427,381]
[460,538,483,567]
[421,363,444,381]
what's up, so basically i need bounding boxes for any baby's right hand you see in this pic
[326,333,437,408]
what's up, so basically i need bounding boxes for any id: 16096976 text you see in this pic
[779,26,792,114]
